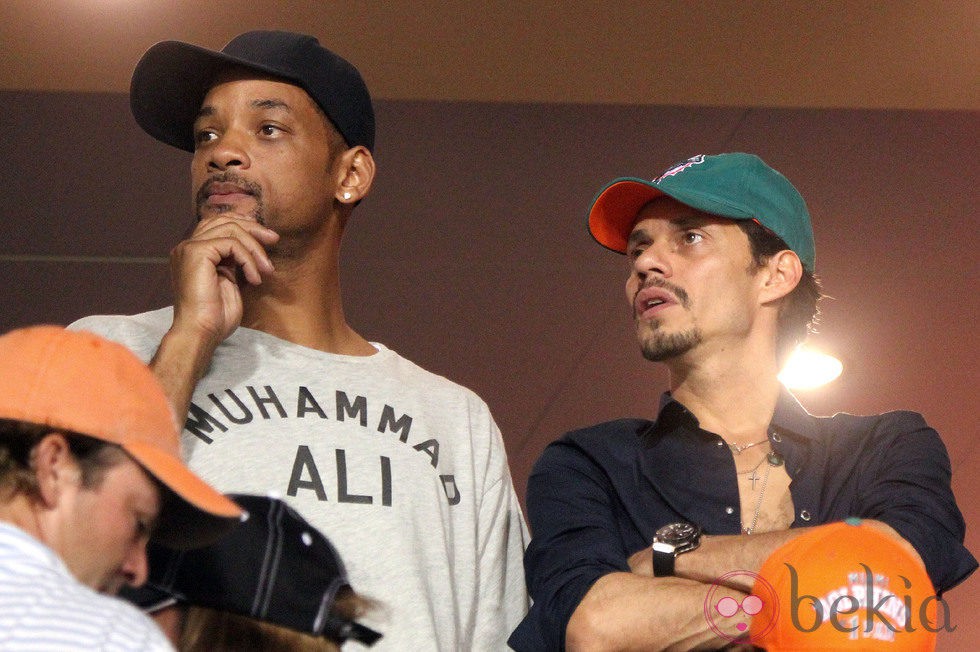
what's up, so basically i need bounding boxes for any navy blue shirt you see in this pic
[509,391,976,651]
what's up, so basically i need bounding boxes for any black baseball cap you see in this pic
[122,494,382,646]
[130,30,375,152]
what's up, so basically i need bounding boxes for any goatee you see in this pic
[638,322,703,362]
[195,172,265,224]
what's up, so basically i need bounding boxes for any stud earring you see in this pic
[342,191,352,200]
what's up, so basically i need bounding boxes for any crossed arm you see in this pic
[565,523,915,651]
[566,571,749,651]
[514,424,943,652]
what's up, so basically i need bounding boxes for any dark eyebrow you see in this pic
[628,212,718,249]
[251,98,291,112]
[194,98,292,123]
[626,228,650,250]
[672,215,713,230]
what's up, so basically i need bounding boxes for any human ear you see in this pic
[759,250,803,304]
[336,146,376,204]
[32,433,80,507]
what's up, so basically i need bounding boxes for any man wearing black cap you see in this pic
[124,494,382,649]
[509,154,975,650]
[72,31,528,650]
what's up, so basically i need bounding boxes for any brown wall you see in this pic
[2,91,977,647]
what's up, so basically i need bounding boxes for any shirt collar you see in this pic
[652,388,819,442]
[0,522,73,579]
[771,387,821,441]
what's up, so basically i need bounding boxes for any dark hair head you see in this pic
[0,419,126,499]
[177,589,373,652]
[121,494,381,646]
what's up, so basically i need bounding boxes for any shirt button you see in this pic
[725,506,735,515]
[800,509,811,521]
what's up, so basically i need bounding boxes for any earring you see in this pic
[342,191,352,200]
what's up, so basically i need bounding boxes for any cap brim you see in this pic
[587,178,666,253]
[119,582,179,613]
[130,40,304,152]
[123,441,242,549]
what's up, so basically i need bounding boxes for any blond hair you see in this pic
[177,590,372,652]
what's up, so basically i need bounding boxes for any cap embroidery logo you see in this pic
[808,567,910,642]
[654,154,706,183]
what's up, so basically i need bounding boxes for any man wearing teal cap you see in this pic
[509,153,975,650]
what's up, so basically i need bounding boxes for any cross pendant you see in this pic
[748,470,761,490]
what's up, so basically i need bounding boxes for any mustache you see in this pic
[194,173,263,218]
[636,277,691,310]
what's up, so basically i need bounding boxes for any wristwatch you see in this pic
[652,522,702,577]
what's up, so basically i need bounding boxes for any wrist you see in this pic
[150,325,222,421]
[166,307,230,355]
[651,522,702,577]
[157,326,220,372]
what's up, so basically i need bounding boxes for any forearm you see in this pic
[566,572,750,651]
[676,530,807,590]
[151,212,276,421]
[150,325,221,422]
[627,529,805,593]
[629,520,918,593]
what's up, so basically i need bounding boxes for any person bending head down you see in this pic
[123,493,381,651]
[0,326,241,649]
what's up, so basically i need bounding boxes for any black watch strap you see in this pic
[652,548,675,577]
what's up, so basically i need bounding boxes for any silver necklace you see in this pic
[743,461,772,534]
[729,438,769,454]
[737,455,767,490]
[742,450,783,534]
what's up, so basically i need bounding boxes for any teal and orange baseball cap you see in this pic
[749,519,937,651]
[588,153,816,271]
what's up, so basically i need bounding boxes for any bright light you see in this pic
[778,347,843,390]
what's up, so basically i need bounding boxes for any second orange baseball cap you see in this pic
[750,519,937,651]
[0,326,242,549]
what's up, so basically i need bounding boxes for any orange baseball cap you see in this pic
[0,326,242,549]
[750,519,937,651]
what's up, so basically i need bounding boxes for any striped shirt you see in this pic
[0,522,174,651]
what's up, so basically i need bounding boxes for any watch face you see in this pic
[657,522,699,545]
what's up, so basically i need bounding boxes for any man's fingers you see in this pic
[208,238,266,286]
[174,236,267,286]
[184,220,277,276]
[193,214,279,244]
